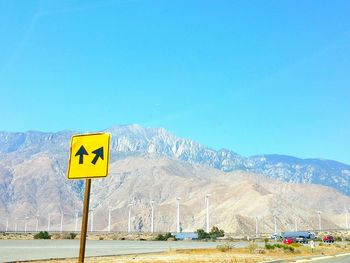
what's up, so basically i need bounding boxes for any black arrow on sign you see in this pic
[75,145,89,164]
[91,147,104,165]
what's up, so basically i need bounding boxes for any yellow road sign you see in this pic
[67,132,111,179]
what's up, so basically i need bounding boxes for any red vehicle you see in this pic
[323,235,334,243]
[283,238,294,244]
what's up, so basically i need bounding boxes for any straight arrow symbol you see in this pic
[91,147,104,165]
[75,145,89,164]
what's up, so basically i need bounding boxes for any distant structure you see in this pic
[176,197,181,233]
[294,215,298,232]
[205,194,211,233]
[47,214,51,232]
[150,200,155,233]
[345,209,349,230]
[317,211,322,231]
[108,206,112,233]
[60,211,64,233]
[35,214,39,232]
[75,210,79,232]
[128,202,133,233]
[90,209,94,232]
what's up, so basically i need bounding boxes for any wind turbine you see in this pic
[35,214,39,232]
[344,208,349,230]
[176,197,181,233]
[317,211,322,231]
[90,209,94,233]
[273,215,277,234]
[60,211,64,233]
[74,210,79,232]
[128,203,133,233]
[294,215,298,231]
[5,218,8,232]
[47,213,51,232]
[150,200,155,233]
[24,216,29,233]
[255,216,259,236]
[108,206,112,233]
[205,194,211,233]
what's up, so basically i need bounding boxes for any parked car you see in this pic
[323,235,334,243]
[283,238,294,244]
[295,236,309,243]
[270,233,283,240]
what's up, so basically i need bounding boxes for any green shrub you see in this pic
[264,242,295,253]
[68,232,77,239]
[248,242,258,253]
[154,232,176,241]
[34,231,51,239]
[209,226,225,239]
[265,243,274,250]
[291,243,302,247]
[217,243,231,252]
[196,229,210,240]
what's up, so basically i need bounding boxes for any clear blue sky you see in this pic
[0,0,349,164]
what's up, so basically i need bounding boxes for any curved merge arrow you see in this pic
[75,145,89,164]
[91,147,104,165]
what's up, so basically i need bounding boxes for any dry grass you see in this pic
[14,242,350,263]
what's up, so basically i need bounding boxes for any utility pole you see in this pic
[205,194,210,233]
[150,200,155,233]
[108,206,112,233]
[5,218,8,232]
[176,197,181,233]
[255,217,259,236]
[128,203,133,233]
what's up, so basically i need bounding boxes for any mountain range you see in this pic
[0,124,349,233]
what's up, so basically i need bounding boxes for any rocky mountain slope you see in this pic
[0,125,349,233]
[1,154,349,233]
[1,124,348,194]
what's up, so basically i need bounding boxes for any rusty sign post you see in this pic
[67,133,111,263]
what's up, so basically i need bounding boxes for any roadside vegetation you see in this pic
[34,231,51,239]
[196,226,225,240]
[154,232,176,241]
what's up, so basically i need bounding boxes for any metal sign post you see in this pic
[66,132,111,263]
[79,179,91,263]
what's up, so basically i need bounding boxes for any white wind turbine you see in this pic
[128,202,133,233]
[205,194,211,233]
[176,197,181,233]
[150,200,155,233]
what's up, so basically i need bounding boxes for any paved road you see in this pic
[0,240,251,262]
[307,254,350,263]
